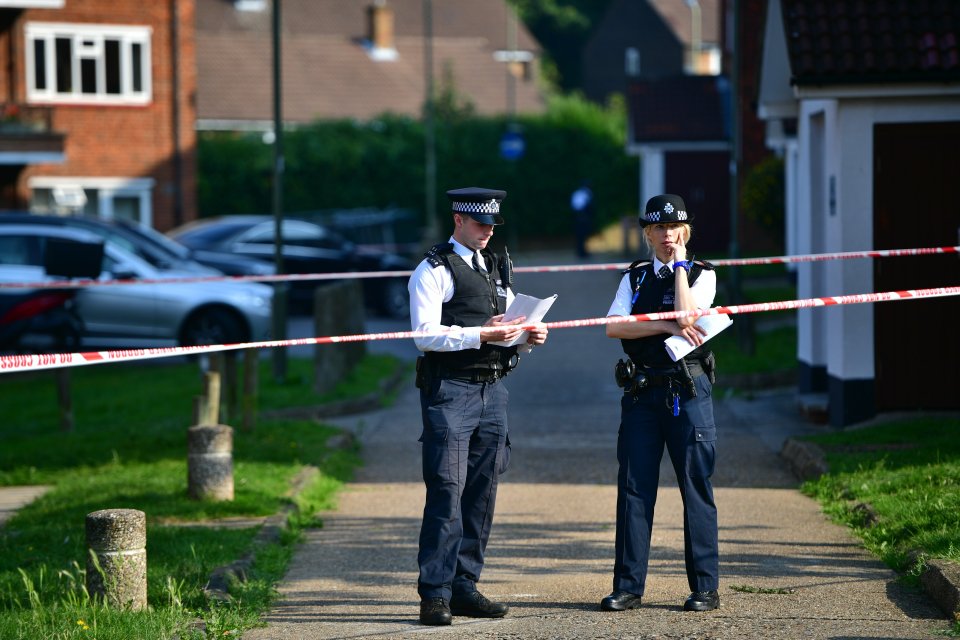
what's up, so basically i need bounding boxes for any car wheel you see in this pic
[180,307,248,346]
[379,278,410,319]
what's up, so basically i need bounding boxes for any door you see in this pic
[874,121,960,410]
[665,150,731,254]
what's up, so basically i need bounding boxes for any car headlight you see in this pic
[235,291,271,308]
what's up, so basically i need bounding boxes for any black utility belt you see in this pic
[643,361,704,381]
[615,359,703,386]
[416,356,509,388]
[438,369,504,383]
[614,357,709,403]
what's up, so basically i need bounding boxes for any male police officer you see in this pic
[408,187,548,626]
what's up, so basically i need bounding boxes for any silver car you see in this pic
[0,224,273,349]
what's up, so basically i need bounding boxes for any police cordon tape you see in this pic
[1,285,957,375]
[0,245,956,290]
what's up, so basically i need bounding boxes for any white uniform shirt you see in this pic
[607,257,717,317]
[408,237,516,352]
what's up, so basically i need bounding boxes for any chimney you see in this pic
[367,1,395,53]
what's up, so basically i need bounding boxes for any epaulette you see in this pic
[693,259,715,271]
[622,259,651,275]
[424,242,453,268]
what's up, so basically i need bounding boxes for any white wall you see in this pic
[796,95,960,382]
[796,101,835,378]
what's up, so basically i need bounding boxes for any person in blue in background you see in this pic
[570,180,595,259]
[601,193,721,614]
[408,187,548,626]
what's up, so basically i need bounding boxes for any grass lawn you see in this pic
[800,417,960,571]
[0,352,404,639]
[799,415,960,635]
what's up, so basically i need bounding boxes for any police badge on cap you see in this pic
[447,187,506,225]
[639,194,694,226]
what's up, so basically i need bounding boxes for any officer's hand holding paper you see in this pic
[490,293,558,347]
[664,312,732,361]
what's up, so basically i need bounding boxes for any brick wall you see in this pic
[6,1,197,230]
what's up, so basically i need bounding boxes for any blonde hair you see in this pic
[641,223,692,252]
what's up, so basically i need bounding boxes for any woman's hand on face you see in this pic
[671,233,687,263]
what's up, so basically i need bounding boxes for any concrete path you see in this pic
[246,265,948,639]
[0,485,50,528]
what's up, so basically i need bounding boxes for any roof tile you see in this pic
[782,0,960,85]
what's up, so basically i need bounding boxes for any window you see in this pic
[25,23,151,105]
[29,177,154,227]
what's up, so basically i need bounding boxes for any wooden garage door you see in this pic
[873,121,960,410]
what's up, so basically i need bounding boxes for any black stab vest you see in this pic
[620,260,714,369]
[423,243,518,372]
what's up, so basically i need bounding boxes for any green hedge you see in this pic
[198,94,639,241]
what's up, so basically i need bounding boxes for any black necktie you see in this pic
[472,252,484,273]
[658,265,672,279]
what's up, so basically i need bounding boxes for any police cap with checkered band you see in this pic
[639,194,694,227]
[447,187,506,225]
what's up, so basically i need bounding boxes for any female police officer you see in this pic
[600,194,720,613]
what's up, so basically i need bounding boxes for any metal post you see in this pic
[728,0,752,353]
[506,10,516,118]
[423,0,438,243]
[506,8,519,251]
[170,0,184,228]
[271,0,288,382]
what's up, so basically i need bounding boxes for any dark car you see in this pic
[168,216,412,317]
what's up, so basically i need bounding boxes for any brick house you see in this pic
[0,0,197,231]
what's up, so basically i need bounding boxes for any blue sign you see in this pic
[499,130,525,161]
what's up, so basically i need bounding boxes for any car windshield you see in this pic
[172,220,256,248]
[117,220,192,260]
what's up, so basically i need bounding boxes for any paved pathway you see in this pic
[246,266,948,639]
[0,485,49,528]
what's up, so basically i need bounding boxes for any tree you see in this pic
[507,0,614,92]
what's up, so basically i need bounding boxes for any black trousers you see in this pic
[613,373,719,595]
[417,377,510,601]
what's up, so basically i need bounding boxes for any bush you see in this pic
[740,154,785,245]
[197,95,638,242]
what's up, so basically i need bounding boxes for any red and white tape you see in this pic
[0,245,956,290]
[515,245,960,273]
[2,285,957,375]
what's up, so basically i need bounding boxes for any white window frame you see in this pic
[25,22,152,105]
[28,177,155,227]
[0,1,64,7]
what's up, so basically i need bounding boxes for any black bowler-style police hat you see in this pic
[447,187,506,225]
[639,194,694,227]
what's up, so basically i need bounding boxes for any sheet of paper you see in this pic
[664,312,733,362]
[490,293,558,347]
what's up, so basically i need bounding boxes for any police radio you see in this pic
[499,247,514,288]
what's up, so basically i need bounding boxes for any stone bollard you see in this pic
[187,424,234,500]
[85,509,147,610]
[314,280,366,395]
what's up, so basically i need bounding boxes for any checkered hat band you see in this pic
[452,199,500,214]
[646,210,687,222]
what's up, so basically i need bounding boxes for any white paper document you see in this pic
[490,293,558,347]
[664,312,733,362]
